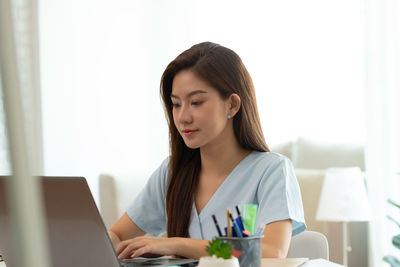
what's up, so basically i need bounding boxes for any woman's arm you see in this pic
[116,237,209,260]
[261,219,292,258]
[109,212,209,260]
[108,212,146,248]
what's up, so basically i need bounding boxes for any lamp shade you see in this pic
[316,167,371,222]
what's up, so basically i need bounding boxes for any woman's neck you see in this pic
[199,138,250,178]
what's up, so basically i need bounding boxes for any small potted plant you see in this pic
[383,198,400,267]
[198,239,240,267]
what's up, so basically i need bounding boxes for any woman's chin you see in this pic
[183,141,202,149]
[185,144,201,150]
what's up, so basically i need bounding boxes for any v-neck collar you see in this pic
[194,151,255,220]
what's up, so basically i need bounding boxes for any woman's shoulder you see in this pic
[141,156,171,196]
[248,150,292,165]
[146,156,170,184]
[241,151,294,175]
[159,156,170,169]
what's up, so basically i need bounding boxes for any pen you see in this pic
[255,224,265,236]
[228,208,243,237]
[235,205,245,231]
[235,217,248,237]
[227,210,232,237]
[212,214,223,237]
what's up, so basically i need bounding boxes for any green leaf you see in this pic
[383,255,400,267]
[388,199,400,209]
[393,235,400,250]
[205,239,233,259]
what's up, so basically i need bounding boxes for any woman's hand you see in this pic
[116,236,180,260]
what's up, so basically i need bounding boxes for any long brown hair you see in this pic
[160,42,269,237]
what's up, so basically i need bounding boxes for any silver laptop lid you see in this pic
[0,176,121,267]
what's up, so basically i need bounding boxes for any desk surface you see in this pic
[261,258,343,267]
[262,258,308,266]
[0,259,343,267]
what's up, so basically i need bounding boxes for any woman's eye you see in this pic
[191,101,203,106]
[172,103,181,108]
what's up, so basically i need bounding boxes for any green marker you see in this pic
[243,204,258,235]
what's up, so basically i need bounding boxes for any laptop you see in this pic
[0,176,198,267]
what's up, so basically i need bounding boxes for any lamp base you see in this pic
[342,222,352,266]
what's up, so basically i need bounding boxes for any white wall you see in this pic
[39,0,366,202]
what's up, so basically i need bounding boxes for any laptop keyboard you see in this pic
[120,258,198,267]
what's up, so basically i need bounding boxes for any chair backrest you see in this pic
[99,174,119,229]
[287,231,329,260]
[99,172,149,229]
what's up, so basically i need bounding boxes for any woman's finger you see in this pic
[131,246,149,258]
[116,239,131,254]
[118,246,133,260]
[118,242,143,260]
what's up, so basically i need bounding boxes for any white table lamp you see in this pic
[316,167,371,266]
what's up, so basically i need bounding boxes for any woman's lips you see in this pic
[182,129,198,136]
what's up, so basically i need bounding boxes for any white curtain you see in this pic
[0,78,11,174]
[365,0,400,266]
[0,0,50,265]
[0,0,43,175]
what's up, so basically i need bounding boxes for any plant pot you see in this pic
[198,255,240,267]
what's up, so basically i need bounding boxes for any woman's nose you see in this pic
[177,105,192,124]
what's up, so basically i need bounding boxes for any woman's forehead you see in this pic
[171,70,216,98]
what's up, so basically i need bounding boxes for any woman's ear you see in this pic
[228,93,241,117]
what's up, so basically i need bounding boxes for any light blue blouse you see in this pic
[126,151,306,240]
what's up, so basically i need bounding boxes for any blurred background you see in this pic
[0,0,399,266]
[39,0,367,192]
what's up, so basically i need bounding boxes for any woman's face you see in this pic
[171,70,232,150]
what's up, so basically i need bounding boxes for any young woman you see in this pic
[108,42,305,260]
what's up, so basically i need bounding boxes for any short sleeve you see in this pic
[126,158,169,236]
[256,155,306,236]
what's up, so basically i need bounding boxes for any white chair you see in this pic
[287,230,329,260]
[98,172,150,229]
[98,173,167,237]
[99,174,119,229]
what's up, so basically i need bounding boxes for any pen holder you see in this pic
[217,236,263,267]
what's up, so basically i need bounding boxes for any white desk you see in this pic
[262,258,344,267]
[262,258,307,266]
[301,259,344,266]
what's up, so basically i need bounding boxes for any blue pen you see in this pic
[228,208,243,237]
[235,218,245,233]
[212,214,223,237]
[235,205,245,231]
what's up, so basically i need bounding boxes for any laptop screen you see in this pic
[0,176,121,267]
